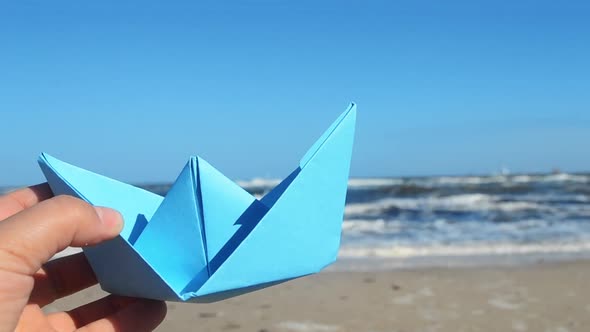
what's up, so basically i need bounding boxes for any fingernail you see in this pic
[94,206,124,233]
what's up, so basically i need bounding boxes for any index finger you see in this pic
[0,183,53,221]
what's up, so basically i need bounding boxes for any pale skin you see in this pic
[0,183,167,332]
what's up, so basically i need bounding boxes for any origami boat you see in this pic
[38,103,356,302]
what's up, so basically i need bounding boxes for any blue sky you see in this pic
[1,0,589,185]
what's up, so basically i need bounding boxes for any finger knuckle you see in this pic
[51,195,95,221]
[0,246,36,275]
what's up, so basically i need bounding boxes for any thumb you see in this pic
[0,195,123,276]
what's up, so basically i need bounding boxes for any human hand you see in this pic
[0,184,167,332]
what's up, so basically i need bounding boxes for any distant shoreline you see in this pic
[332,251,590,272]
[50,246,590,272]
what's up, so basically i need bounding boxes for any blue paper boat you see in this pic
[38,103,356,302]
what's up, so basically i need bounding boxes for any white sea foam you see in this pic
[543,173,589,183]
[434,173,590,186]
[347,178,403,188]
[511,175,533,183]
[433,176,505,185]
[338,242,590,259]
[516,193,589,203]
[344,194,548,217]
[237,177,405,190]
[342,219,398,233]
[236,178,281,189]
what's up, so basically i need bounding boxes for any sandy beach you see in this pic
[45,259,590,332]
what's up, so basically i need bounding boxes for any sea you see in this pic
[144,172,590,269]
[3,172,590,270]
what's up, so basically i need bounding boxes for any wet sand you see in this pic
[46,260,590,332]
